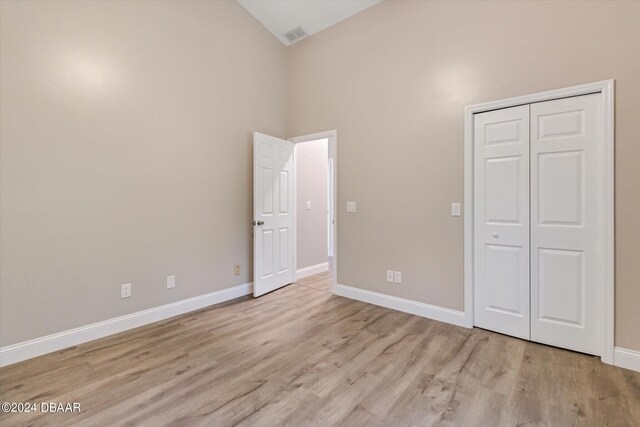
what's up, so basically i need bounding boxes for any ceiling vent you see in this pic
[283,26,308,44]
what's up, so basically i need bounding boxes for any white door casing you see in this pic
[253,132,294,297]
[327,158,334,257]
[473,105,531,340]
[530,94,604,355]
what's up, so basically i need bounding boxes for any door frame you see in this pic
[328,158,335,257]
[463,80,615,364]
[289,130,338,293]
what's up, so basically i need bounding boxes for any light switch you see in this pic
[306,201,311,210]
[167,275,175,289]
[347,201,357,213]
[394,271,402,284]
[451,202,461,217]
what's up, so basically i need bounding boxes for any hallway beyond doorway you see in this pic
[294,257,334,293]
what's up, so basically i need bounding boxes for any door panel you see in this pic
[485,156,522,223]
[261,168,274,214]
[278,228,289,272]
[261,229,273,277]
[474,105,530,340]
[537,248,584,325]
[537,151,583,225]
[254,132,294,297]
[485,244,523,314]
[279,171,289,213]
[530,94,603,355]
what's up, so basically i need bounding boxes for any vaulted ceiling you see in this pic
[237,0,383,46]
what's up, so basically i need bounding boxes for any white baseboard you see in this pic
[335,284,468,328]
[296,262,329,280]
[0,282,253,367]
[613,347,640,372]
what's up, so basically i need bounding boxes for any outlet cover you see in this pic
[386,270,394,282]
[234,264,241,276]
[167,275,175,289]
[120,283,131,299]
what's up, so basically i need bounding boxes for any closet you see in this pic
[473,93,605,356]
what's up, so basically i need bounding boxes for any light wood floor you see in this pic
[1,269,639,426]
[294,260,334,293]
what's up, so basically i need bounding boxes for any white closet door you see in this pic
[530,94,604,355]
[474,105,530,340]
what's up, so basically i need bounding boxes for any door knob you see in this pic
[491,232,499,238]
[254,220,264,226]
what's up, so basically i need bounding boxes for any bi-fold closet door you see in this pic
[473,93,604,356]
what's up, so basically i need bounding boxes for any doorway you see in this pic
[251,130,337,297]
[291,130,337,293]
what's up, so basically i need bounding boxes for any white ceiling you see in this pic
[237,0,384,46]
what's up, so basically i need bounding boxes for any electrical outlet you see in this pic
[167,275,175,289]
[347,201,357,212]
[234,264,241,276]
[386,270,394,282]
[394,271,402,284]
[120,283,131,299]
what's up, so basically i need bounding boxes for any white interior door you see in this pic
[530,94,604,355]
[474,105,531,340]
[253,132,294,297]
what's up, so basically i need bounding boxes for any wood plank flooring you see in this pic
[294,261,334,293]
[1,270,639,426]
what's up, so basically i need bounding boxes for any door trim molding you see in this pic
[463,80,615,364]
[289,130,338,293]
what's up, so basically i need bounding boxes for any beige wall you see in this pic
[287,0,640,350]
[295,139,328,269]
[2,0,639,353]
[0,0,288,346]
